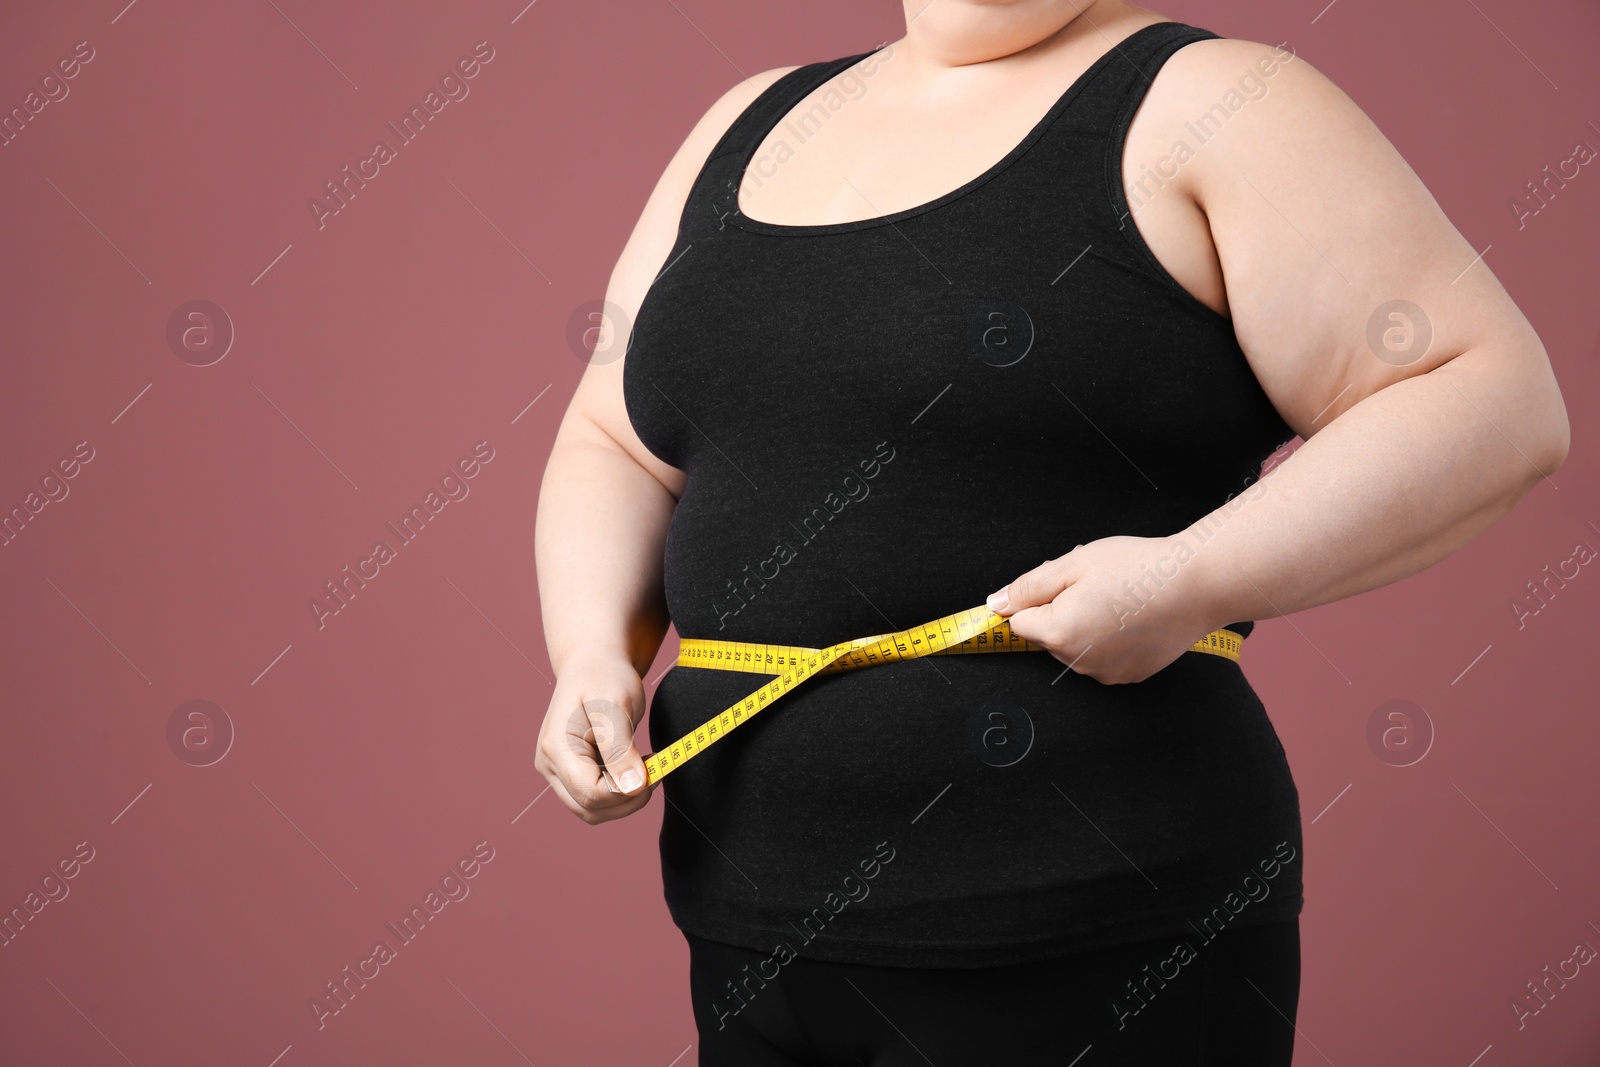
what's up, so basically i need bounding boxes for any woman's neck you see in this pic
[892,0,1140,71]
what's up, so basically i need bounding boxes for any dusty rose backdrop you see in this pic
[1,0,1596,1063]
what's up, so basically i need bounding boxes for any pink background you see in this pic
[2,0,1597,1063]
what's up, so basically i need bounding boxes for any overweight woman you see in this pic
[533,2,1571,1062]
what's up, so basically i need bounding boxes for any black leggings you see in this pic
[686,919,1301,1065]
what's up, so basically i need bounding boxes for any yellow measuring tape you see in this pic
[642,605,1244,786]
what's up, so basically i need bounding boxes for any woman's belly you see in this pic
[647,639,1303,960]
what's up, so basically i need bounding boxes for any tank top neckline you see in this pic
[726,19,1192,237]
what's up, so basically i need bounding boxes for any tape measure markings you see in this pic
[641,605,1244,787]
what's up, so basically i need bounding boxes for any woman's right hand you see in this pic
[535,655,655,824]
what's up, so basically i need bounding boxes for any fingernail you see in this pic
[618,768,644,792]
[986,590,1008,612]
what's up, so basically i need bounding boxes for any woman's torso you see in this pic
[622,19,1305,967]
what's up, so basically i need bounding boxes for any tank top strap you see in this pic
[682,51,880,240]
[1064,22,1223,211]
[1048,21,1222,140]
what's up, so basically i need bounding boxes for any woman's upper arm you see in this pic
[556,64,801,498]
[1159,39,1568,454]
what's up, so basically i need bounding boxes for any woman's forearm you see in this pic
[1181,344,1570,631]
[535,431,676,679]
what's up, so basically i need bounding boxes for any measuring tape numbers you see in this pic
[641,605,1245,787]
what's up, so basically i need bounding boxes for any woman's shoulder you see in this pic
[698,43,892,127]
[689,63,805,144]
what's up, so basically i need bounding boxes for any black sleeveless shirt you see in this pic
[623,21,1304,967]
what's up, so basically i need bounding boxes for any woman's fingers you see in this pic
[1005,598,1088,666]
[577,696,651,796]
[545,771,651,825]
[536,663,655,824]
[541,719,653,823]
[988,546,1083,614]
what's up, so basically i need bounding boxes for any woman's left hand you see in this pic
[986,534,1223,685]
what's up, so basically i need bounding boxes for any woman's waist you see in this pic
[647,651,1277,766]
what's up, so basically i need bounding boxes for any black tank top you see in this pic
[623,20,1304,967]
